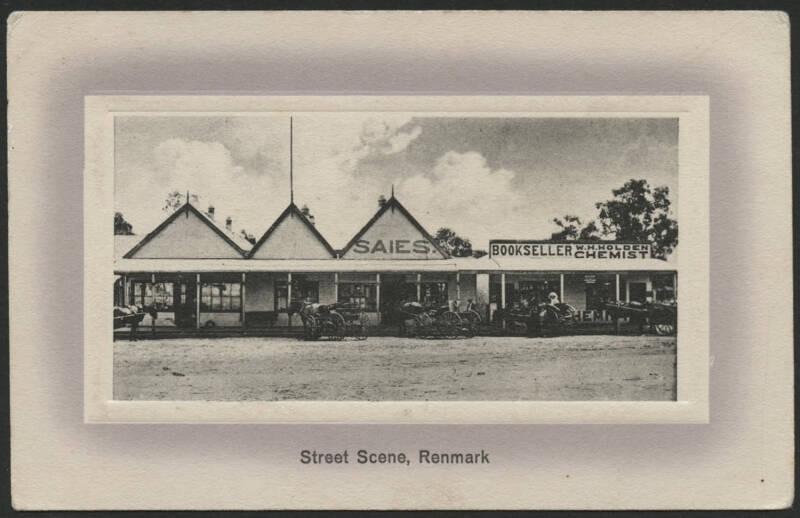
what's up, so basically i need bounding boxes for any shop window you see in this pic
[129,281,174,311]
[274,283,288,311]
[275,279,319,310]
[628,282,647,303]
[489,282,502,304]
[489,282,521,306]
[585,274,617,310]
[403,283,418,302]
[421,282,448,306]
[201,282,241,312]
[296,280,319,303]
[338,283,376,311]
[652,274,676,303]
[518,279,559,305]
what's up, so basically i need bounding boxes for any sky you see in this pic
[115,114,678,250]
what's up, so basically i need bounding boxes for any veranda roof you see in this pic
[454,256,676,273]
[114,256,676,274]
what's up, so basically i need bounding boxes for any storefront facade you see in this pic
[114,195,676,330]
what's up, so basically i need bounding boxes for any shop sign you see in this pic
[352,239,434,255]
[489,240,652,259]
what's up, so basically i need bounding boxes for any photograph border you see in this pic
[85,95,709,424]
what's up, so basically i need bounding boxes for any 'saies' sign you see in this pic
[352,239,434,255]
[489,240,652,259]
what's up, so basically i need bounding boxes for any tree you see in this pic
[163,191,184,212]
[595,179,678,259]
[550,179,678,259]
[551,215,600,241]
[163,191,200,213]
[433,227,486,258]
[114,212,134,235]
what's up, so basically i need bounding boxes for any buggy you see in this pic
[604,300,677,335]
[291,301,369,341]
[493,300,578,336]
[398,301,476,338]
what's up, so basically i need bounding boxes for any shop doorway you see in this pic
[628,282,647,303]
[380,274,415,325]
[585,274,617,309]
[173,280,197,328]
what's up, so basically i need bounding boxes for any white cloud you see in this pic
[293,148,543,251]
[396,151,538,250]
[118,115,420,246]
[386,125,423,154]
[291,151,388,248]
[285,114,424,247]
[359,117,422,155]
[116,116,678,255]
[120,138,289,240]
[153,138,243,187]
[221,117,290,174]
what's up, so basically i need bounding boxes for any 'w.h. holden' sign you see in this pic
[489,240,652,259]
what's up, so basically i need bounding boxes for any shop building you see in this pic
[114,194,676,331]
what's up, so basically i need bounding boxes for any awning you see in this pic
[453,256,676,273]
[114,257,676,274]
[114,258,462,274]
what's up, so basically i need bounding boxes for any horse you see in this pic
[287,300,346,340]
[493,296,577,337]
[113,304,158,340]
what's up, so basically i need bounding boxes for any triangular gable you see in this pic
[124,203,246,259]
[340,196,449,260]
[248,204,336,259]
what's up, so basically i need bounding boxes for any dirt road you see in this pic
[113,335,676,401]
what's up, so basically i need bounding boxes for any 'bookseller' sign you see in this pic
[489,241,652,260]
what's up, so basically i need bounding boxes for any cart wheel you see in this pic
[464,323,476,338]
[319,320,334,340]
[469,309,482,324]
[330,313,347,340]
[412,316,426,338]
[654,323,676,336]
[306,315,321,340]
[438,311,462,338]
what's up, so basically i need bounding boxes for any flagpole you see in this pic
[290,116,294,206]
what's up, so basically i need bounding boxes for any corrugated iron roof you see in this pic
[123,202,250,258]
[114,256,675,274]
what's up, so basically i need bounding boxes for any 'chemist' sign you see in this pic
[489,240,652,260]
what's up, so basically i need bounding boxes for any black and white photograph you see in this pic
[12,11,793,511]
[112,112,680,402]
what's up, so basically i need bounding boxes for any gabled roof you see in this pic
[123,202,248,259]
[197,208,255,252]
[248,203,337,258]
[339,196,450,259]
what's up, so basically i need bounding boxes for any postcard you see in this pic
[9,11,791,510]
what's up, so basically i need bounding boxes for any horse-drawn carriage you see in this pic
[113,304,158,340]
[398,301,480,338]
[290,300,369,341]
[492,300,578,336]
[604,300,677,336]
[114,304,147,329]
